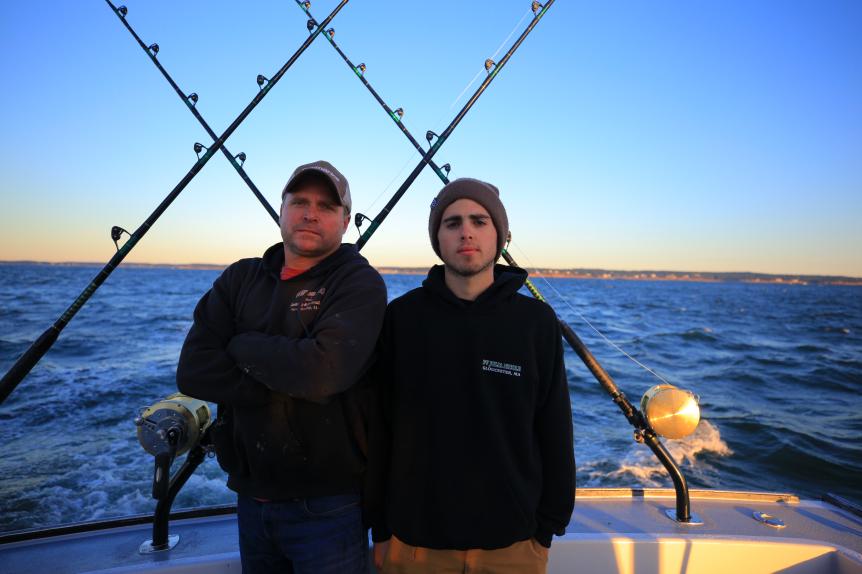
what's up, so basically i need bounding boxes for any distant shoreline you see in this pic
[2,260,860,286]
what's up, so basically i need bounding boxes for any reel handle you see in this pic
[151,427,180,500]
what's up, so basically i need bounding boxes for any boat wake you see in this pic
[582,420,732,487]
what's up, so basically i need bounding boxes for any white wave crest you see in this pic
[586,419,732,486]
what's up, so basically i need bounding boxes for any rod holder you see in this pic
[139,437,210,553]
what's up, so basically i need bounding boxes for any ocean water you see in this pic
[0,263,860,533]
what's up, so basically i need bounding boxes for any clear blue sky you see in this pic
[1,1,860,276]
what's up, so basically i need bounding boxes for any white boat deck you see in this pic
[1,489,860,573]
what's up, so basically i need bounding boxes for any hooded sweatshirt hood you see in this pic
[422,264,529,309]
[260,242,359,280]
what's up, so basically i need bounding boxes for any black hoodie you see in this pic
[370,264,574,549]
[177,243,387,499]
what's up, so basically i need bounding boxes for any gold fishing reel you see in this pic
[640,384,701,439]
[135,392,212,457]
[133,393,213,553]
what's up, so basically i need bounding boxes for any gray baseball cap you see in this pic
[281,160,351,213]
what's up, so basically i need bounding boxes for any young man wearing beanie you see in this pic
[369,178,575,573]
[177,160,387,574]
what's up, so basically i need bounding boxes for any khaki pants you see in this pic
[381,535,548,574]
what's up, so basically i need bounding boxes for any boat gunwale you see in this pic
[0,505,236,545]
[9,488,858,547]
[575,487,800,503]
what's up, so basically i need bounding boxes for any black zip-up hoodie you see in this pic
[177,243,387,499]
[369,264,574,549]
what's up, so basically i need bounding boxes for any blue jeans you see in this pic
[237,493,368,574]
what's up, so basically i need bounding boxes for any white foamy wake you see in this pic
[585,419,732,486]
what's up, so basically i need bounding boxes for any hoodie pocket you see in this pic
[233,398,307,480]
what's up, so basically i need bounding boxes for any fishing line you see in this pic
[509,239,673,386]
[361,150,419,215]
[294,0,453,218]
[354,2,553,249]
[298,1,587,360]
[323,2,649,453]
[300,1,615,375]
[446,7,533,112]
[296,0,672,394]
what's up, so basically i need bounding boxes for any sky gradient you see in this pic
[1,1,860,276]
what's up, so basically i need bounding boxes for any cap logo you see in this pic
[430,197,439,211]
[312,166,340,184]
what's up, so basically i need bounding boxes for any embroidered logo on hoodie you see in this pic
[482,359,522,377]
[290,287,326,312]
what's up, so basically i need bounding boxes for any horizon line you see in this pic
[2,259,860,282]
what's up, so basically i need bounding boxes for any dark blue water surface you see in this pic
[0,263,860,532]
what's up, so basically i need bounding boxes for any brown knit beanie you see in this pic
[428,178,509,261]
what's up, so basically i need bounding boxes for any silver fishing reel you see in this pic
[135,393,211,458]
[640,384,701,439]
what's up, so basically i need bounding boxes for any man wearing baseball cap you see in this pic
[369,178,575,573]
[178,160,386,573]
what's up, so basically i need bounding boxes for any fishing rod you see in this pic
[295,1,557,312]
[355,1,554,250]
[501,247,694,522]
[294,0,452,186]
[0,0,350,405]
[302,0,696,522]
[105,0,279,224]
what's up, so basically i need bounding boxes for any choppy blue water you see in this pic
[0,263,860,533]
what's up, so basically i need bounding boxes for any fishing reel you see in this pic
[135,393,212,500]
[639,384,701,439]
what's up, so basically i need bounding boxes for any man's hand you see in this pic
[373,540,390,571]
